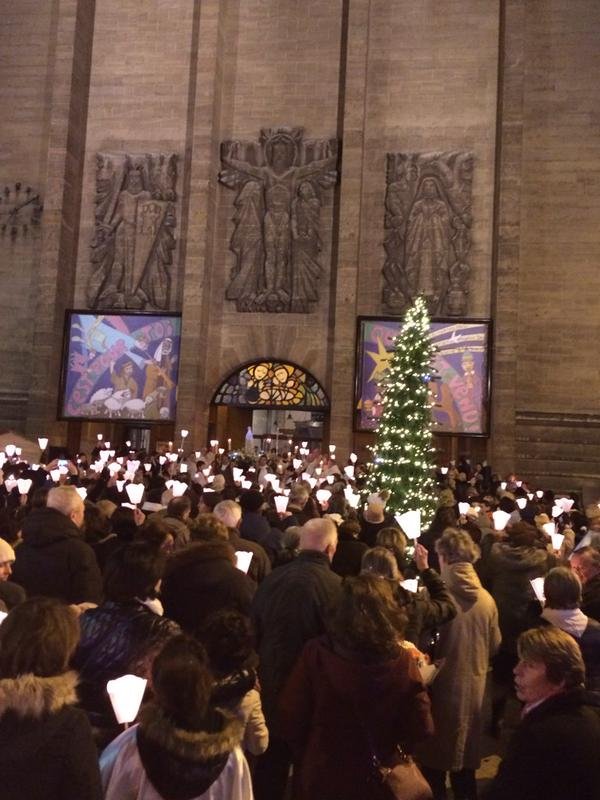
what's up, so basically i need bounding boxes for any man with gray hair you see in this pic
[213,499,271,583]
[12,485,102,604]
[252,516,341,800]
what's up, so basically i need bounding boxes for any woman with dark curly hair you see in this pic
[278,574,433,800]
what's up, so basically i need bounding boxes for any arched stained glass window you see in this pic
[212,360,329,410]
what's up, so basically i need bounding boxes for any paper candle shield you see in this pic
[551,505,563,519]
[344,466,355,479]
[556,497,574,513]
[107,675,147,724]
[550,532,565,551]
[17,478,32,496]
[108,463,121,476]
[5,445,15,457]
[400,579,419,593]
[349,453,358,464]
[4,478,17,493]
[535,490,544,499]
[241,480,252,490]
[50,469,61,483]
[516,498,527,510]
[171,481,187,498]
[458,502,470,516]
[125,483,144,505]
[316,489,332,506]
[274,496,289,514]
[233,467,244,482]
[127,460,140,474]
[440,466,448,475]
[395,510,421,540]
[38,437,48,450]
[542,522,556,537]
[75,487,88,500]
[235,551,253,574]
[492,510,511,531]
[530,578,545,604]
[292,459,303,471]
[179,464,188,473]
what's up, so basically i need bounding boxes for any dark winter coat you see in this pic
[358,512,400,548]
[394,566,458,651]
[12,507,102,604]
[100,703,250,800]
[0,579,26,609]
[278,635,434,800]
[0,671,101,800]
[239,510,282,559]
[484,689,600,800]
[331,537,368,577]
[252,550,342,722]
[485,541,553,657]
[162,541,255,633]
[72,600,180,730]
[228,529,271,584]
[581,572,600,622]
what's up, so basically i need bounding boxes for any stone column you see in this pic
[26,0,95,440]
[489,0,524,473]
[328,0,372,453]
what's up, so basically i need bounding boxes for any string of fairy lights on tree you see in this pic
[366,295,438,524]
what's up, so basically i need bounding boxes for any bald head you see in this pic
[47,486,85,528]
[299,517,338,561]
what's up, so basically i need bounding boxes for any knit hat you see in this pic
[0,538,15,564]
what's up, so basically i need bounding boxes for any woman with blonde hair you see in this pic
[417,528,501,800]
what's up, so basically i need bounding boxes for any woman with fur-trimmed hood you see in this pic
[0,597,102,800]
[100,635,253,800]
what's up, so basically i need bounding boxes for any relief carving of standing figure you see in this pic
[88,153,178,311]
[290,181,321,313]
[405,177,451,315]
[382,151,474,316]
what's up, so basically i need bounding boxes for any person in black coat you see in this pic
[0,597,101,800]
[12,486,102,604]
[251,517,342,800]
[239,490,283,560]
[162,537,255,634]
[484,626,600,800]
[331,519,368,577]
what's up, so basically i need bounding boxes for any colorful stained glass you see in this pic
[213,361,328,410]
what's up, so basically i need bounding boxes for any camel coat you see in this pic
[417,561,501,771]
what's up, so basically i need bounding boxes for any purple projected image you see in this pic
[355,317,491,435]
[59,312,181,422]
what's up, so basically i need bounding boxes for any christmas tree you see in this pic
[366,296,438,524]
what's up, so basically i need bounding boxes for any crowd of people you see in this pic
[0,443,599,800]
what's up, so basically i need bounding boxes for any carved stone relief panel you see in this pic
[0,183,43,241]
[219,127,338,313]
[382,151,473,316]
[87,153,178,311]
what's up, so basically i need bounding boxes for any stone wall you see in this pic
[1,0,600,489]
[0,0,55,429]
